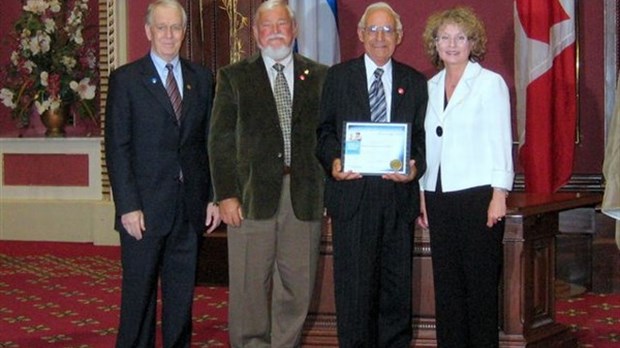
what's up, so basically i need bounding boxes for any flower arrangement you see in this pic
[0,0,98,127]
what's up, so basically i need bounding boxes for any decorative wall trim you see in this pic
[513,174,605,193]
[0,138,103,200]
[99,0,126,200]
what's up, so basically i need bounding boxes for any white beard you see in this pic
[261,44,293,61]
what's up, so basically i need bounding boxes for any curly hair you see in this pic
[422,6,487,70]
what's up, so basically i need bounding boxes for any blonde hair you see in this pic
[422,6,487,70]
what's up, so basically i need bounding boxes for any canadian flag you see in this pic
[514,0,577,193]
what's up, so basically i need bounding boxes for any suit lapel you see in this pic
[350,57,372,121]
[428,70,445,123]
[443,61,479,117]
[292,55,314,122]
[250,55,283,128]
[180,60,196,124]
[391,62,406,123]
[139,56,177,123]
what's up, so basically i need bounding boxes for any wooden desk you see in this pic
[302,192,602,347]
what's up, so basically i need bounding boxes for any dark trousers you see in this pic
[116,184,199,348]
[425,186,503,348]
[332,178,413,348]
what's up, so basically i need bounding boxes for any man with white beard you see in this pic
[208,1,328,346]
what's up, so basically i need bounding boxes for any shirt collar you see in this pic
[364,54,392,82]
[150,51,180,73]
[262,52,294,73]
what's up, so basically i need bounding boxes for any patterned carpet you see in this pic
[556,293,620,347]
[0,241,228,347]
[1,240,620,347]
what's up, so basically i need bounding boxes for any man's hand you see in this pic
[382,159,417,183]
[331,158,362,181]
[219,197,243,227]
[121,210,145,240]
[205,202,222,234]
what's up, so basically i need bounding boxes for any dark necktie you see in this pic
[369,68,387,123]
[273,63,292,165]
[165,63,182,121]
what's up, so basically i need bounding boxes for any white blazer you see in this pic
[420,62,514,192]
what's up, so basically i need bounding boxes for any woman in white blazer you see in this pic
[418,7,514,347]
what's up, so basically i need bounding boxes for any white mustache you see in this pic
[266,34,287,41]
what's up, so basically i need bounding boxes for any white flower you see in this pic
[23,0,49,14]
[49,0,61,13]
[70,78,96,100]
[26,31,51,55]
[37,32,51,54]
[62,56,77,70]
[23,60,36,74]
[34,99,51,114]
[85,51,97,69]
[34,97,61,114]
[10,52,19,66]
[0,89,16,109]
[72,30,84,45]
[40,71,49,87]
[43,18,56,34]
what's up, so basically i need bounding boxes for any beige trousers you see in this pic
[227,175,322,348]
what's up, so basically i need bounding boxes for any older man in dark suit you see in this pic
[208,1,327,346]
[104,1,220,347]
[316,2,428,347]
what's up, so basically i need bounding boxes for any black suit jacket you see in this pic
[105,54,214,235]
[316,56,428,221]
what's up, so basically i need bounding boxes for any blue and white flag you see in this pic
[289,0,340,66]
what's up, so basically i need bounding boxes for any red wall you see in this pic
[127,0,152,62]
[0,0,607,175]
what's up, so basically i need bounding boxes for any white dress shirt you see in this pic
[364,54,393,121]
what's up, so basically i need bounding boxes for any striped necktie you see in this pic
[165,63,182,121]
[369,68,387,123]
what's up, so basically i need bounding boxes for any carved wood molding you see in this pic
[512,174,605,193]
[99,0,120,199]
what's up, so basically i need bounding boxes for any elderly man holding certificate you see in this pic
[316,2,427,347]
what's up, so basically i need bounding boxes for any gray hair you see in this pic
[253,0,296,26]
[357,2,402,33]
[145,0,188,28]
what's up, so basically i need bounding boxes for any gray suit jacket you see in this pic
[209,53,328,221]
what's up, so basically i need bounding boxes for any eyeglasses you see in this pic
[435,34,469,46]
[363,25,397,37]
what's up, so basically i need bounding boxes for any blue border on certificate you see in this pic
[341,121,411,176]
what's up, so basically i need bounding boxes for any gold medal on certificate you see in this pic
[390,159,403,171]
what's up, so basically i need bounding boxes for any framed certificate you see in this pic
[341,121,411,175]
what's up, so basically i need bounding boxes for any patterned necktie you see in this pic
[369,68,387,123]
[273,63,292,165]
[165,63,182,121]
